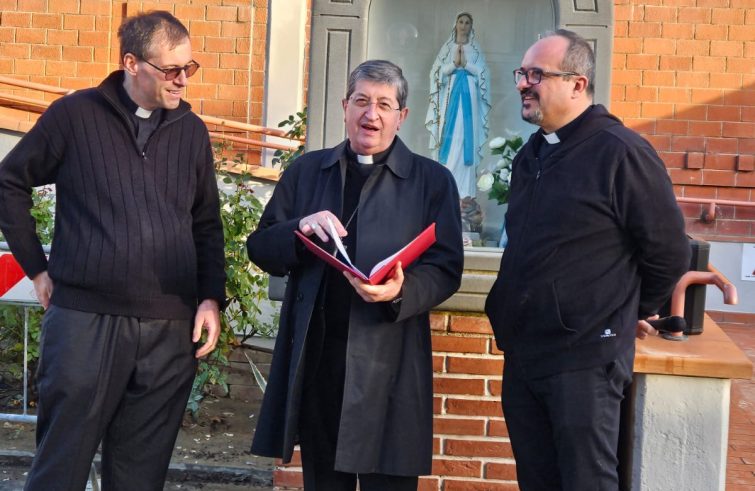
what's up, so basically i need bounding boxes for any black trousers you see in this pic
[501,348,634,491]
[25,305,197,491]
[298,310,418,491]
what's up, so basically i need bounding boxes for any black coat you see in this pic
[247,137,464,475]
[485,105,690,378]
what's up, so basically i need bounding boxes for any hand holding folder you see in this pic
[294,220,437,285]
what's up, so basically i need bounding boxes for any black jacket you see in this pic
[485,105,690,377]
[247,137,463,475]
[0,71,225,319]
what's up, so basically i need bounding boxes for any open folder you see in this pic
[294,221,436,285]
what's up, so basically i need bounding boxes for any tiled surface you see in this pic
[712,312,755,490]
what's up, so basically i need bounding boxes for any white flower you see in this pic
[498,168,510,182]
[477,173,494,192]
[494,159,507,170]
[504,128,520,139]
[488,137,507,150]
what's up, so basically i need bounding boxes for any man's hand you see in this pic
[193,299,221,358]
[32,271,52,310]
[299,210,346,243]
[636,314,659,339]
[344,262,404,303]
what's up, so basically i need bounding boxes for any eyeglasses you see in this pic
[513,67,580,85]
[348,96,401,114]
[142,59,200,81]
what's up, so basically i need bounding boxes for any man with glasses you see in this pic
[247,59,463,490]
[485,30,689,489]
[0,11,225,489]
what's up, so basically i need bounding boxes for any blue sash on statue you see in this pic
[439,69,474,166]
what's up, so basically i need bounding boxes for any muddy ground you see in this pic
[0,394,274,490]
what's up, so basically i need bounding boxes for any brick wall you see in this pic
[611,0,755,242]
[0,0,268,163]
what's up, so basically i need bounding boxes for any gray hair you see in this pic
[543,29,595,96]
[346,60,409,109]
[118,10,189,61]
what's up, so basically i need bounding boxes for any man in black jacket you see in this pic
[485,30,690,490]
[247,60,463,491]
[0,11,225,490]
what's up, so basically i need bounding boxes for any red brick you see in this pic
[434,396,443,415]
[704,153,737,170]
[686,152,705,169]
[221,21,251,38]
[736,170,755,187]
[273,468,303,488]
[674,103,708,120]
[711,40,744,57]
[628,22,662,38]
[447,356,502,376]
[658,55,692,70]
[485,462,518,480]
[736,154,754,172]
[433,354,446,373]
[13,58,42,75]
[657,119,689,134]
[671,136,706,152]
[445,482,519,491]
[643,70,675,86]
[430,313,448,332]
[627,54,660,70]
[207,5,238,21]
[449,315,492,335]
[641,102,674,118]
[723,122,755,138]
[662,23,695,39]
[658,87,690,103]
[487,419,509,437]
[63,46,93,62]
[707,138,740,153]
[14,27,45,43]
[434,377,486,396]
[718,187,751,201]
[488,379,502,397]
[711,73,744,90]
[432,335,488,354]
[677,71,711,88]
[646,135,670,151]
[48,0,79,13]
[31,45,61,60]
[17,0,46,9]
[690,88,724,104]
[690,122,722,137]
[644,5,678,21]
[434,416,486,436]
[670,168,703,185]
[47,28,78,46]
[63,14,95,30]
[2,12,32,27]
[431,458,482,478]
[612,70,642,85]
[709,105,742,122]
[626,86,658,102]
[418,477,439,491]
[190,20,222,37]
[444,438,512,458]
[614,37,643,54]
[660,152,686,169]
[446,398,502,417]
[78,30,109,47]
[678,7,712,23]
[743,107,755,122]
[644,38,676,55]
[702,169,737,186]
[731,25,755,41]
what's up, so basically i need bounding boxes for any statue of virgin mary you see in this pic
[425,12,491,198]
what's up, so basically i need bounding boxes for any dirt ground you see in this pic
[0,394,274,489]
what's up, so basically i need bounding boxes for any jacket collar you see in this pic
[97,70,192,124]
[320,137,412,179]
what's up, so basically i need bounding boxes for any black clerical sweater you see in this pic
[0,70,226,320]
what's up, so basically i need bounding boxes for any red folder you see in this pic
[294,222,436,285]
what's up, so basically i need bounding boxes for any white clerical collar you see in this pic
[357,154,374,164]
[135,107,153,119]
[543,132,561,144]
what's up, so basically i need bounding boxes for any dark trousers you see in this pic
[501,349,634,491]
[25,305,197,491]
[298,311,418,491]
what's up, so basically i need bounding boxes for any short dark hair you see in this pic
[544,29,596,96]
[346,59,409,109]
[118,11,189,61]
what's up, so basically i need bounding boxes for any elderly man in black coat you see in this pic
[247,60,464,490]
